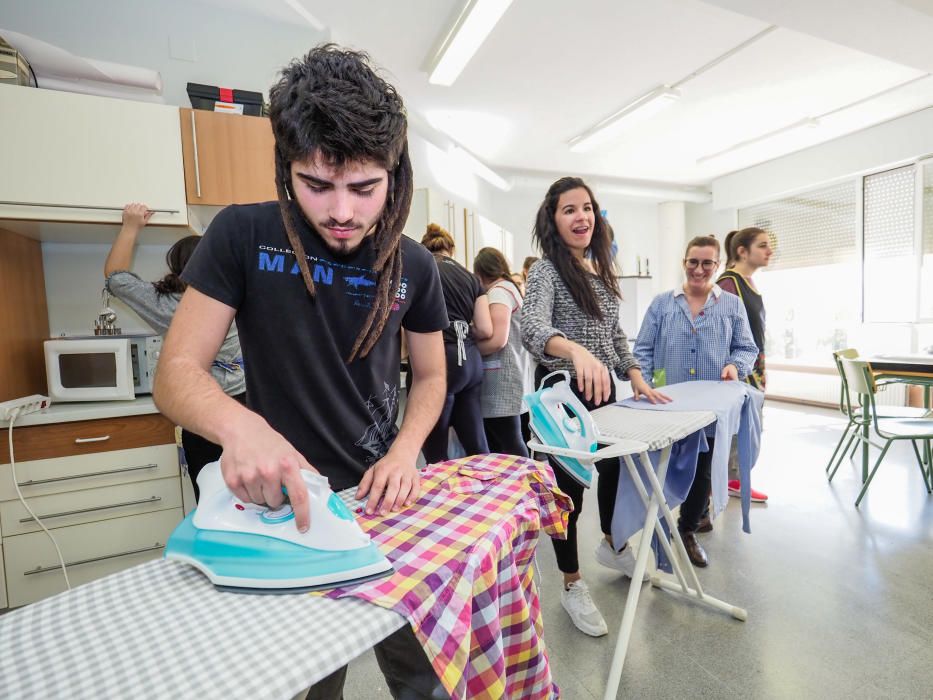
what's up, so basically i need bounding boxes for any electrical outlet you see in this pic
[0,395,51,421]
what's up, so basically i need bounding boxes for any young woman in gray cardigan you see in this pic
[521,177,668,638]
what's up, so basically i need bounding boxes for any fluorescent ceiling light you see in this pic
[427,0,513,86]
[282,0,325,31]
[449,146,512,191]
[696,118,820,165]
[568,86,680,153]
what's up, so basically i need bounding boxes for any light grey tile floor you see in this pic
[336,402,932,699]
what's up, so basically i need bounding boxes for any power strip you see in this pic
[0,395,51,421]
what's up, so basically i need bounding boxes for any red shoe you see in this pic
[728,479,768,503]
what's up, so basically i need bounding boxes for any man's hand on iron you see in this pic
[356,446,421,516]
[220,413,318,532]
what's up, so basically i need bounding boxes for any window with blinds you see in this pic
[738,181,857,270]
[921,162,933,319]
[737,182,858,365]
[863,166,916,322]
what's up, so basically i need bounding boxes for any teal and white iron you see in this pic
[524,370,600,488]
[164,460,394,592]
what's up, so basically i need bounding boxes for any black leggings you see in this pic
[535,367,620,574]
[679,436,715,533]
[181,392,247,502]
[422,343,489,463]
[483,415,528,458]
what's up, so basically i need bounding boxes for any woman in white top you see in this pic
[473,247,528,457]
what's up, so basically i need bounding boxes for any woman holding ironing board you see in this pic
[521,176,669,637]
[633,235,758,568]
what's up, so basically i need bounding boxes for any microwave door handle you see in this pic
[74,435,111,444]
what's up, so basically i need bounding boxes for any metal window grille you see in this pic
[737,181,857,270]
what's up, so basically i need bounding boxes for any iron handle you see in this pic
[191,111,202,198]
[75,435,110,444]
[17,463,159,487]
[23,543,165,575]
[19,496,162,523]
[0,201,179,214]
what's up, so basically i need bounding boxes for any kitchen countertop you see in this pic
[0,396,160,428]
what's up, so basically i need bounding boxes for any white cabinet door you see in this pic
[0,84,188,227]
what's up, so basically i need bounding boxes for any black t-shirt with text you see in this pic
[182,202,449,490]
[435,255,484,345]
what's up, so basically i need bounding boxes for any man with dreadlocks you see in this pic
[153,45,449,697]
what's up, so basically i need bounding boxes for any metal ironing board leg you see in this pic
[602,446,747,700]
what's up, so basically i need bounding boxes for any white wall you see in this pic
[43,242,174,337]
[685,201,738,239]
[0,0,327,107]
[712,106,933,209]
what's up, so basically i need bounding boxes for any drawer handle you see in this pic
[24,543,165,575]
[17,463,159,487]
[19,496,162,523]
[75,435,111,444]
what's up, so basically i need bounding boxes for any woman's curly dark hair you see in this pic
[153,235,200,295]
[532,177,619,319]
[268,43,413,361]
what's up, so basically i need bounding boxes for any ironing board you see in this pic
[588,405,748,700]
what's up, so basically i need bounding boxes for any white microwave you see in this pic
[44,335,162,402]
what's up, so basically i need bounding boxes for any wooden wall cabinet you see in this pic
[0,84,188,228]
[179,108,277,206]
[0,228,50,403]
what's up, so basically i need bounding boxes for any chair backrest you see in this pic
[839,357,874,395]
[833,349,861,418]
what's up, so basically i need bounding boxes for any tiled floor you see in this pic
[338,402,932,699]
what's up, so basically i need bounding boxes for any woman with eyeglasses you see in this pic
[633,235,758,568]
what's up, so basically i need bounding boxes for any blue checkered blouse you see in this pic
[633,285,758,388]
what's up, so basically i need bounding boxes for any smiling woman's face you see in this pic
[554,187,595,258]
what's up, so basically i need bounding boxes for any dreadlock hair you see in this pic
[531,177,619,319]
[421,223,455,256]
[153,235,200,295]
[724,227,767,268]
[473,247,513,289]
[268,43,413,362]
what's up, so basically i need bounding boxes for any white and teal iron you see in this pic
[524,370,600,488]
[164,460,394,592]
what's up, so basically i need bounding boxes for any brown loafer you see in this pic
[681,531,709,568]
[697,515,713,533]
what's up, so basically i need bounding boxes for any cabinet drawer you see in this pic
[1,476,182,536]
[0,444,179,501]
[3,508,182,608]
[0,413,175,464]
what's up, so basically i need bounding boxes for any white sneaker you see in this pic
[561,580,608,637]
[595,539,649,582]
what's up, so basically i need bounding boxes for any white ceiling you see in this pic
[208,0,933,188]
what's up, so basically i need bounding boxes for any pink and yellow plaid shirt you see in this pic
[327,453,571,699]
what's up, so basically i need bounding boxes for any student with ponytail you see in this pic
[473,246,528,457]
[104,203,246,500]
[718,226,774,504]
